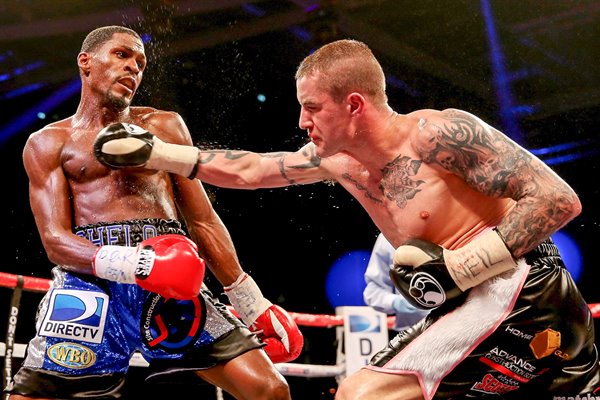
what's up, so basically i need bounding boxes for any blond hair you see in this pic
[295,39,388,108]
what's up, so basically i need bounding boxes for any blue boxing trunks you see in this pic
[6,218,263,399]
[367,238,600,399]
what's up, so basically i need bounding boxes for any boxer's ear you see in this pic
[78,52,91,76]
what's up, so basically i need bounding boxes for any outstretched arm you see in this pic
[194,143,330,188]
[94,122,331,188]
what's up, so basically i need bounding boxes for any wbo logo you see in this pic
[39,289,109,344]
[47,342,96,369]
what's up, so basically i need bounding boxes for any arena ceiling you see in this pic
[1,0,599,146]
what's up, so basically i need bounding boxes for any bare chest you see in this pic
[334,157,510,248]
[60,134,177,224]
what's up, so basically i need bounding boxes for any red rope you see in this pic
[0,272,51,293]
[1,271,598,325]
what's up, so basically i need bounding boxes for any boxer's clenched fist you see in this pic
[391,229,516,309]
[225,273,304,363]
[93,234,205,299]
[94,122,200,178]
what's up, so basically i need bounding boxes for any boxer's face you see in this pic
[296,73,352,158]
[90,33,146,110]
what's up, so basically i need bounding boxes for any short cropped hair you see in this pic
[295,39,388,108]
[80,25,142,53]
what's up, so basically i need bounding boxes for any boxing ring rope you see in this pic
[3,271,600,396]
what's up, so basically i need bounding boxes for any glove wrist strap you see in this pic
[444,229,516,290]
[224,273,272,326]
[146,138,200,179]
[93,245,138,284]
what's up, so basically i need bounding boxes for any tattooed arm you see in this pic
[194,143,333,188]
[413,108,581,257]
[93,122,332,186]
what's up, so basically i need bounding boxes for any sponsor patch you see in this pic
[472,373,519,395]
[47,342,96,369]
[141,293,205,352]
[134,247,155,279]
[530,328,561,359]
[39,289,109,344]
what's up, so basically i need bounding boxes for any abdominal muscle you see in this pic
[70,171,179,227]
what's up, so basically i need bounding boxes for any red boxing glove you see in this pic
[254,304,304,363]
[93,234,205,300]
[225,273,304,363]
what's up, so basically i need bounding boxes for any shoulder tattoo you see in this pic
[420,110,531,198]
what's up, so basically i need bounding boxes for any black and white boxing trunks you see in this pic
[367,238,600,399]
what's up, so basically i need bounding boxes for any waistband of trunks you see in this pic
[524,237,562,264]
[73,218,186,247]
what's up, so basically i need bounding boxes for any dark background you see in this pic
[1,1,600,399]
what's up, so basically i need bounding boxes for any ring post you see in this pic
[3,275,23,399]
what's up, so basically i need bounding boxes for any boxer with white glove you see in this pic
[224,272,304,363]
[94,122,200,178]
[390,229,516,309]
[93,234,205,300]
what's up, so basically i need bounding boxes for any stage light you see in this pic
[325,249,370,308]
[37,112,46,120]
[551,230,583,282]
[257,93,266,103]
[0,77,80,146]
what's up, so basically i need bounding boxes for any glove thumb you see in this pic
[393,243,434,267]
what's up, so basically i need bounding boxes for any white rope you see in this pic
[0,342,345,377]
[274,362,345,377]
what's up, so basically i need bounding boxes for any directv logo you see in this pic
[39,289,109,344]
[349,314,381,333]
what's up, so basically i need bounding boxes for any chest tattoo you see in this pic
[342,155,425,208]
[380,155,425,208]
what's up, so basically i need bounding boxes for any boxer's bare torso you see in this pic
[316,110,516,249]
[324,147,515,250]
[24,107,181,228]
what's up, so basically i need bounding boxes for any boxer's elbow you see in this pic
[40,231,84,269]
[572,189,582,215]
[563,185,582,218]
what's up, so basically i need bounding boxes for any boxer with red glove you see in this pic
[390,229,516,309]
[224,272,304,363]
[92,234,205,300]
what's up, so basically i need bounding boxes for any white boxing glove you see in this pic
[94,122,200,178]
